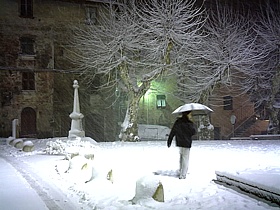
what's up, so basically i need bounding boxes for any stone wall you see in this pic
[0,0,96,138]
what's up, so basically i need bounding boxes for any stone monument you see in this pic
[68,80,85,138]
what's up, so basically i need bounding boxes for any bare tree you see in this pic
[244,2,280,134]
[68,0,205,141]
[178,2,264,105]
[172,1,270,140]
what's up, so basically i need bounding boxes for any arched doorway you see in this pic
[21,107,37,137]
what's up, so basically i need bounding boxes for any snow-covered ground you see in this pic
[0,138,280,210]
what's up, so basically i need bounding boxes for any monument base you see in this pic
[68,130,85,139]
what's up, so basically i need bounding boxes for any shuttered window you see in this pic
[22,72,35,90]
[20,0,33,18]
[223,95,233,110]
[20,37,35,55]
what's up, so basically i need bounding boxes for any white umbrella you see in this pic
[172,103,213,115]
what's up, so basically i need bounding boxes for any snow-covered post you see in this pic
[12,119,19,138]
[68,80,85,138]
[131,175,164,204]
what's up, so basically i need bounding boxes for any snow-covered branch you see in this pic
[177,2,266,104]
[243,2,280,132]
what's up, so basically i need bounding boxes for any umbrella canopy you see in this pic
[172,103,213,115]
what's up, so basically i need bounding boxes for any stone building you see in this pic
[0,0,118,140]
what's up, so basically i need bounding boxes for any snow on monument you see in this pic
[68,80,85,138]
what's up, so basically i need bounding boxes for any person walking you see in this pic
[167,111,196,179]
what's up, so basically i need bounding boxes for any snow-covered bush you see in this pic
[45,137,98,156]
[49,137,102,183]
[45,140,66,155]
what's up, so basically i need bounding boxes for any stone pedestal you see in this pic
[68,80,85,138]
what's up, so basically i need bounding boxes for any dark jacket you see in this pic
[167,115,196,148]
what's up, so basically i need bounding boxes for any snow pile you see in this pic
[45,137,103,183]
[45,137,98,156]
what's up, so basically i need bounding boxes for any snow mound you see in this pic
[131,175,164,204]
[45,137,101,183]
[45,137,98,156]
[22,141,34,152]
[6,136,15,145]
[13,139,23,149]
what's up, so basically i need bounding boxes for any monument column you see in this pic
[68,80,85,138]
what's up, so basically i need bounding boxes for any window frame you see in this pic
[85,6,97,25]
[19,0,33,18]
[20,37,35,55]
[22,71,35,91]
[156,95,166,109]
[223,95,233,110]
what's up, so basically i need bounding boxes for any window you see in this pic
[223,95,233,110]
[85,6,97,25]
[1,91,12,106]
[156,95,166,109]
[20,0,33,18]
[20,37,35,55]
[22,72,35,90]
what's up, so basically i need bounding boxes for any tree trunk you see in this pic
[117,57,152,141]
[119,83,150,141]
[119,93,141,141]
[267,105,279,134]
